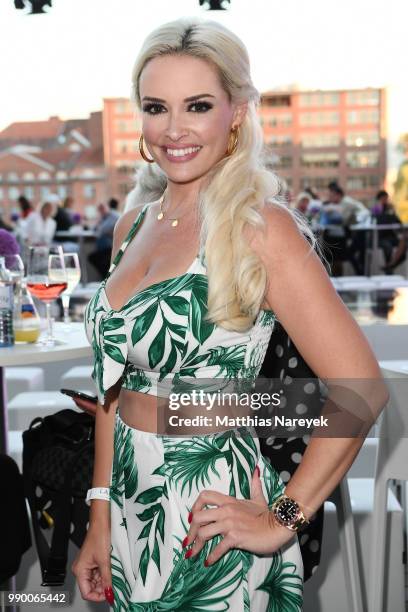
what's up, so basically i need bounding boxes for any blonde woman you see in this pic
[71,17,388,610]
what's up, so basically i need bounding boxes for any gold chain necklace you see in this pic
[157,191,183,228]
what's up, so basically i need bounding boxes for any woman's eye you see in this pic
[142,103,165,114]
[189,101,213,113]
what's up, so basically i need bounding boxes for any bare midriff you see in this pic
[118,387,250,436]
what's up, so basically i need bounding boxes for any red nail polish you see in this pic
[104,586,114,605]
[204,559,209,567]
[182,536,189,548]
[188,511,193,523]
[185,549,193,559]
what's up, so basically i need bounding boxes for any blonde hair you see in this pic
[131,17,322,332]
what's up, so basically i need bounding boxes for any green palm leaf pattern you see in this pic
[111,549,132,612]
[122,365,152,393]
[135,481,168,585]
[263,460,285,506]
[111,418,138,509]
[129,534,244,611]
[256,551,303,612]
[219,429,258,498]
[162,437,227,496]
[190,275,216,343]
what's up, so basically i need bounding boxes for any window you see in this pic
[57,185,68,199]
[24,186,34,200]
[346,90,380,106]
[300,177,338,190]
[299,92,339,107]
[56,170,67,180]
[262,95,291,107]
[273,156,293,168]
[346,175,380,190]
[7,172,18,182]
[266,113,293,127]
[299,112,340,126]
[346,151,379,168]
[82,169,95,178]
[300,133,340,148]
[40,186,50,200]
[267,134,292,146]
[301,153,339,168]
[347,109,379,125]
[83,184,96,199]
[8,187,19,200]
[38,171,50,181]
[23,172,35,182]
[346,131,379,147]
[115,100,132,114]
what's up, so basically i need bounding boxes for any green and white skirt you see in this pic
[109,411,303,611]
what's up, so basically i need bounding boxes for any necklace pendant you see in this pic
[171,219,178,227]
[157,212,164,220]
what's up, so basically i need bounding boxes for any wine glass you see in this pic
[26,245,67,346]
[58,253,81,328]
[4,254,24,283]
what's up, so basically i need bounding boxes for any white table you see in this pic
[55,229,96,286]
[0,322,92,454]
[379,360,408,376]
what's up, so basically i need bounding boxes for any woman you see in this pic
[72,17,388,610]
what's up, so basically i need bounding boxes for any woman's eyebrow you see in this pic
[141,94,216,103]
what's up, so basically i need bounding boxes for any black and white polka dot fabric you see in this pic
[257,319,325,582]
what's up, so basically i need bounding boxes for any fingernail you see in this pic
[188,511,193,523]
[104,586,114,605]
[204,559,209,567]
[182,536,189,548]
[184,549,193,559]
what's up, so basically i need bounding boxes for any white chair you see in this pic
[369,370,408,612]
[5,367,44,400]
[327,480,365,612]
[7,391,78,430]
[347,438,378,478]
[304,479,404,612]
[60,366,95,394]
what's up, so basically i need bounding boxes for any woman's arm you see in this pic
[88,205,145,525]
[249,203,389,518]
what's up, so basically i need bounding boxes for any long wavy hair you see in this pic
[130,16,323,332]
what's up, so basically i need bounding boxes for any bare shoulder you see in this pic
[111,202,148,260]
[245,200,382,381]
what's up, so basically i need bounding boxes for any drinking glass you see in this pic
[26,245,67,346]
[58,253,81,328]
[4,254,24,283]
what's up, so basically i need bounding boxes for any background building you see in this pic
[259,87,387,205]
[0,87,387,222]
[0,112,105,220]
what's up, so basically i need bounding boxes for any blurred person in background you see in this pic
[63,196,76,222]
[17,195,34,219]
[49,193,79,253]
[88,200,120,278]
[320,183,369,275]
[371,190,407,272]
[23,201,57,247]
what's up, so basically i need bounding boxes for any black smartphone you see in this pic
[60,388,98,404]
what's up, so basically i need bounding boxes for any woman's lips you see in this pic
[162,145,202,163]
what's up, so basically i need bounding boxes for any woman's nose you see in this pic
[164,113,189,141]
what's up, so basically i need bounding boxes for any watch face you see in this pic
[276,498,299,526]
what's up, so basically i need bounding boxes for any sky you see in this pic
[1,0,408,169]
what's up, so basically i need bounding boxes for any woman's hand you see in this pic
[69,396,97,417]
[71,521,114,605]
[184,466,295,565]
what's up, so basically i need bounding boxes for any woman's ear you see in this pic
[232,101,248,127]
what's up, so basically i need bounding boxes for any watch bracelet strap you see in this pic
[85,487,110,506]
[269,494,311,531]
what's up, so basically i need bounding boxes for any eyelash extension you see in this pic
[142,101,213,114]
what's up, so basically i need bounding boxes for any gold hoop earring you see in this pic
[226,125,240,157]
[139,134,155,163]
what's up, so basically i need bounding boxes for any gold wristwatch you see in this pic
[270,494,310,532]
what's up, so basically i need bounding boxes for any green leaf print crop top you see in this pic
[84,202,277,405]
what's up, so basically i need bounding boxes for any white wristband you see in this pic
[85,487,110,506]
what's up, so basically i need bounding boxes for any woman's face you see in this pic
[138,54,247,185]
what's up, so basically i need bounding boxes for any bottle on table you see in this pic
[13,280,41,343]
[0,256,15,347]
